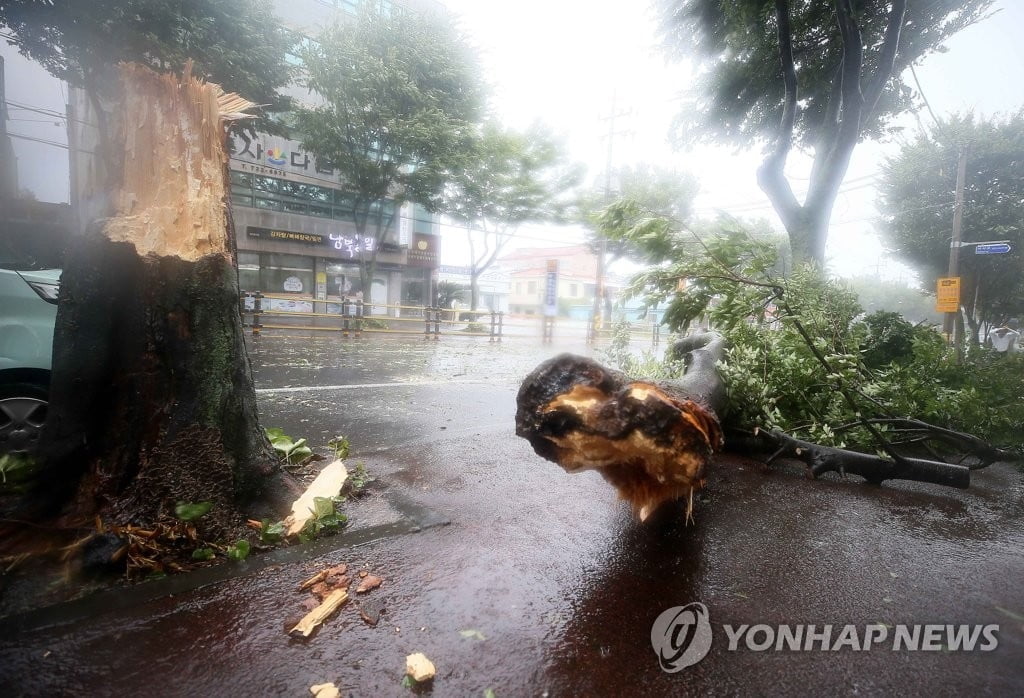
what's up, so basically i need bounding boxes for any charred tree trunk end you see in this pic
[515,333,727,521]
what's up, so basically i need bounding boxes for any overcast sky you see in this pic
[440,0,1024,282]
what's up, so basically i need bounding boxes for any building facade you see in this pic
[231,0,446,316]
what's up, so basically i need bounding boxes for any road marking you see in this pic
[256,379,495,394]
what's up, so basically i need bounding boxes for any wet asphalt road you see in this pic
[3,332,1023,696]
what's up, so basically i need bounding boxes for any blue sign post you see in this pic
[974,243,1012,255]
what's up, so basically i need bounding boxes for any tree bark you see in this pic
[37,63,282,534]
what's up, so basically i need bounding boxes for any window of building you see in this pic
[263,253,314,295]
[229,172,398,232]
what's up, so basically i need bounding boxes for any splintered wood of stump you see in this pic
[290,588,349,638]
[516,333,726,521]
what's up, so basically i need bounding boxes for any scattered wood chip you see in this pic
[405,652,436,682]
[290,589,349,638]
[284,460,349,537]
[298,570,329,591]
[357,599,385,627]
[358,570,368,578]
[310,683,340,698]
[356,575,382,593]
[310,582,333,601]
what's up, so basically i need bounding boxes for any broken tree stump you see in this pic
[36,63,280,533]
[516,332,726,521]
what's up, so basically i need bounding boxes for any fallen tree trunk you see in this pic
[515,333,726,521]
[517,332,986,521]
[35,63,283,534]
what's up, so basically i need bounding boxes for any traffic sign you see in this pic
[974,243,1012,255]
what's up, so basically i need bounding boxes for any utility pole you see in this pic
[589,90,632,345]
[0,56,19,201]
[944,147,968,353]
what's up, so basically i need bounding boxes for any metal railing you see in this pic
[240,292,505,341]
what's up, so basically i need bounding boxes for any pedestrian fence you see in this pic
[240,291,504,341]
[240,291,662,346]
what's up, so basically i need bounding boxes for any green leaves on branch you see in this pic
[617,218,1024,456]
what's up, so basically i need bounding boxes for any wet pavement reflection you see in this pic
[2,333,1022,695]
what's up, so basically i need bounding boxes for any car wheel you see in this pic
[0,383,49,455]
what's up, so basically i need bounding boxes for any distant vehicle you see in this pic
[0,263,60,455]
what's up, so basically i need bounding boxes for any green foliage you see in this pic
[436,281,468,309]
[265,428,313,464]
[259,520,286,545]
[617,217,1024,455]
[226,540,251,562]
[328,436,351,460]
[602,320,684,381]
[877,111,1024,329]
[0,0,293,125]
[174,501,213,522]
[657,0,993,149]
[0,453,37,491]
[361,317,390,330]
[578,164,699,264]
[347,463,375,495]
[191,548,215,561]
[298,497,348,542]
[860,311,917,369]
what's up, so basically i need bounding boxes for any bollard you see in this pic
[342,298,350,338]
[355,299,363,337]
[424,304,432,339]
[489,310,496,342]
[497,311,504,342]
[433,307,441,339]
[252,292,264,337]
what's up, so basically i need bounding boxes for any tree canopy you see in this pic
[444,122,580,309]
[0,0,293,116]
[877,111,1024,334]
[296,7,485,294]
[657,0,994,265]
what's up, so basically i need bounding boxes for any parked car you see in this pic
[0,264,60,455]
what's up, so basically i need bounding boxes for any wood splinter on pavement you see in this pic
[284,460,349,537]
[290,588,349,637]
[309,683,340,698]
[405,653,436,682]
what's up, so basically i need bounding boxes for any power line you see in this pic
[6,131,68,149]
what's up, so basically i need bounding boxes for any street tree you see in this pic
[444,123,580,311]
[657,0,993,265]
[877,111,1024,339]
[0,3,295,534]
[296,8,484,303]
